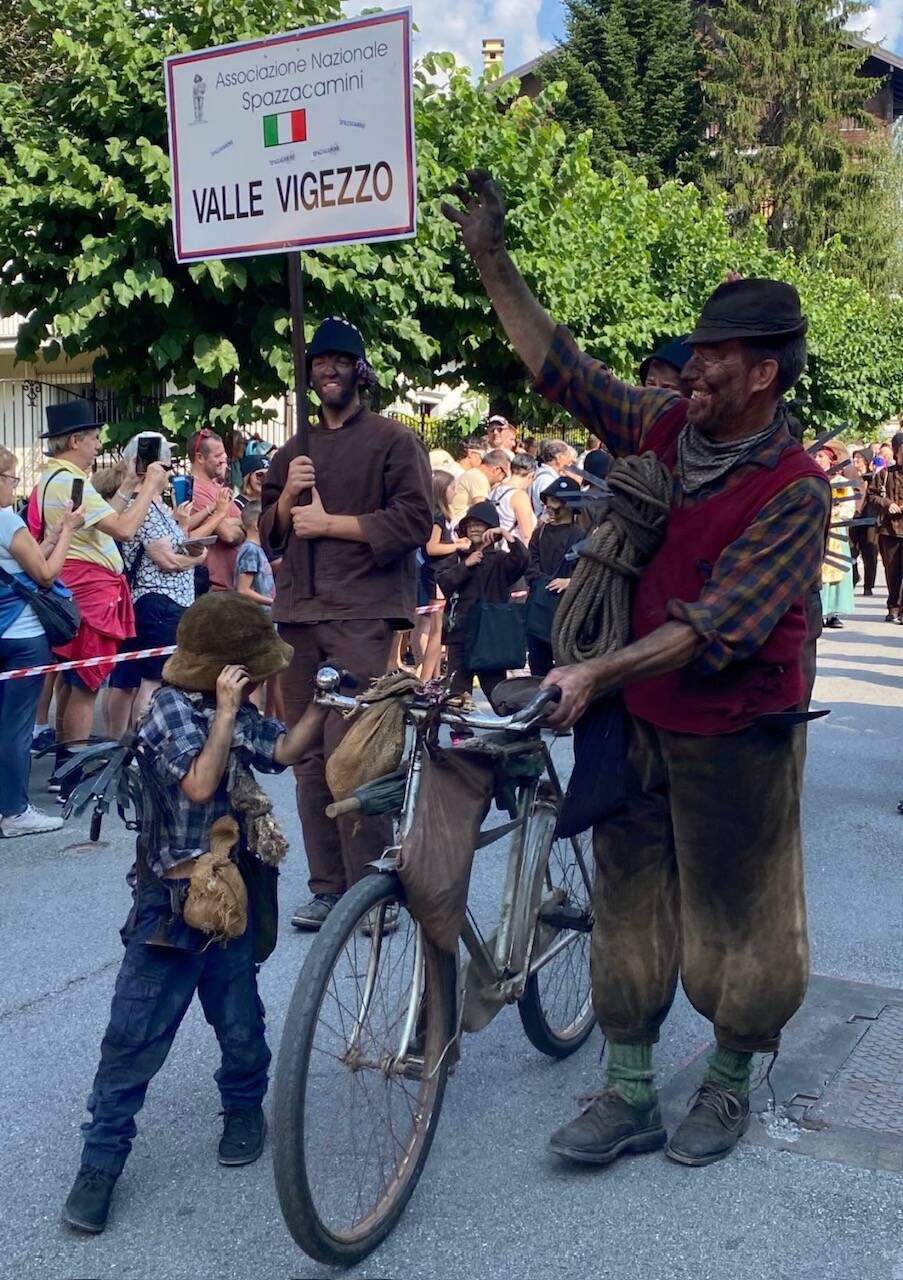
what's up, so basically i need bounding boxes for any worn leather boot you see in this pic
[63,1166,118,1234]
[548,1089,667,1165]
[665,1082,750,1166]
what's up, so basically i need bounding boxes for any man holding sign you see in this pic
[260,318,431,930]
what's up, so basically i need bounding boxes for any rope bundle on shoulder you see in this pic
[552,452,673,666]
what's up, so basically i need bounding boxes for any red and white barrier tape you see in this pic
[1,594,524,679]
[0,644,177,683]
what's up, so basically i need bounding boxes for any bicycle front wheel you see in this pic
[519,829,596,1057]
[273,872,457,1267]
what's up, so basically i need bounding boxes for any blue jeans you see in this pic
[80,872,271,1176]
[0,632,51,817]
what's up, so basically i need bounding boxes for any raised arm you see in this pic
[442,171,678,456]
[442,172,554,378]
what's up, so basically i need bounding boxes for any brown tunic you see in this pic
[260,406,432,626]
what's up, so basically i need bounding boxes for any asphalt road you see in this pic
[2,591,902,1280]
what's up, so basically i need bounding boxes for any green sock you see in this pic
[705,1046,753,1096]
[605,1042,656,1105]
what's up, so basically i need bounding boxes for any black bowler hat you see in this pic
[42,399,103,439]
[688,279,808,345]
[308,316,367,365]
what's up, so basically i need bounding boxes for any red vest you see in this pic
[626,405,825,736]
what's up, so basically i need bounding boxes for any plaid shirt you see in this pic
[137,686,286,875]
[537,326,831,674]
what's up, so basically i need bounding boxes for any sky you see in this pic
[406,0,903,76]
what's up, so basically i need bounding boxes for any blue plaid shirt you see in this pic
[138,686,286,876]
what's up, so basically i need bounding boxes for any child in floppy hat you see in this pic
[63,592,327,1236]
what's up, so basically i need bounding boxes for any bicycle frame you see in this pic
[315,682,592,1060]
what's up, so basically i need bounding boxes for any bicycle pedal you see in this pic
[538,903,593,933]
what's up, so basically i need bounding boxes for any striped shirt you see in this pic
[535,326,830,675]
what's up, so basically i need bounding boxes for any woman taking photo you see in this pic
[105,434,207,736]
[0,447,83,836]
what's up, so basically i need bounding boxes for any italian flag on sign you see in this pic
[263,109,307,148]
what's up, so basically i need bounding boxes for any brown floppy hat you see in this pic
[162,592,293,693]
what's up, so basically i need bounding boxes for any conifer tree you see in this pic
[703,0,879,263]
[541,0,705,183]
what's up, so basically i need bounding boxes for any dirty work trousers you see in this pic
[591,713,809,1055]
[279,618,395,897]
[80,875,270,1177]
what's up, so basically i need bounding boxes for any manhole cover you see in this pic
[809,1004,903,1136]
[661,975,903,1172]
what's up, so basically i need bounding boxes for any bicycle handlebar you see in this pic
[313,682,562,733]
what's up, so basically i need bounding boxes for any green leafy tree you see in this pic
[539,0,706,183]
[702,0,881,265]
[0,0,900,443]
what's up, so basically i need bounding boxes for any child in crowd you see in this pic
[234,502,275,608]
[525,476,584,678]
[62,593,326,1235]
[436,499,527,700]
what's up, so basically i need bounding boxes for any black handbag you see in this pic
[0,564,81,647]
[525,574,561,641]
[525,527,576,642]
[465,598,526,671]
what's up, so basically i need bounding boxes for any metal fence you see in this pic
[0,375,170,490]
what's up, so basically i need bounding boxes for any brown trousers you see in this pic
[279,619,395,896]
[591,714,809,1054]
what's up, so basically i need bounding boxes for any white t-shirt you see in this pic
[0,506,43,639]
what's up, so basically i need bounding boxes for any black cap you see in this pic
[42,399,103,439]
[308,316,366,365]
[640,335,694,383]
[240,454,269,478]
[688,279,807,345]
[458,499,500,532]
[582,449,612,482]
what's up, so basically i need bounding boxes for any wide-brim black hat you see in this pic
[541,475,583,505]
[42,399,103,439]
[308,316,366,366]
[688,279,808,345]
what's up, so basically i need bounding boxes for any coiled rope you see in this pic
[552,452,673,666]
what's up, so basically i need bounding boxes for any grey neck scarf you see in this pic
[676,407,786,495]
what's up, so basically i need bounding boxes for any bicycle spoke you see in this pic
[297,894,448,1244]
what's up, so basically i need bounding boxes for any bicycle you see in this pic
[272,671,596,1267]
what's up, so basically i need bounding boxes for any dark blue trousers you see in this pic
[80,874,271,1176]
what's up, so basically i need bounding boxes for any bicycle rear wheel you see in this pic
[273,872,457,1267]
[518,829,596,1057]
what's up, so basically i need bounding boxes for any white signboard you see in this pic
[164,9,416,262]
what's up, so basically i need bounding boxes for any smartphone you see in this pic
[184,535,218,549]
[135,435,161,474]
[70,477,84,508]
[171,475,193,506]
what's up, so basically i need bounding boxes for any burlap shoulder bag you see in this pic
[181,816,248,942]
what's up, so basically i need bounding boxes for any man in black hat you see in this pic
[260,317,432,931]
[38,401,169,766]
[444,172,830,1168]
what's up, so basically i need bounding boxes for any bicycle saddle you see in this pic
[488,676,545,715]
